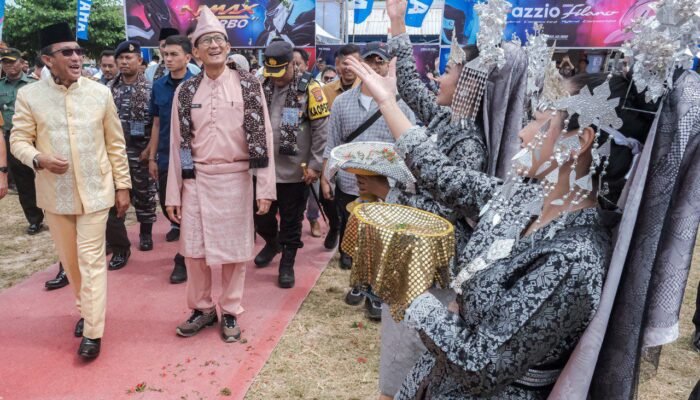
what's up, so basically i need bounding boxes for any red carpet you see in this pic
[0,218,335,400]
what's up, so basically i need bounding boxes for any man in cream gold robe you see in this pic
[166,7,276,342]
[10,23,131,359]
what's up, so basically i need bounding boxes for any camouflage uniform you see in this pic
[108,73,157,224]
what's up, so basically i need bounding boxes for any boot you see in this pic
[254,240,281,267]
[278,247,296,289]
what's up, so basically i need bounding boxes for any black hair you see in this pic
[336,44,361,59]
[40,46,53,56]
[34,56,45,68]
[463,45,479,63]
[321,65,336,75]
[99,50,115,62]
[565,73,657,207]
[141,59,148,66]
[293,47,309,63]
[152,55,160,62]
[164,35,193,55]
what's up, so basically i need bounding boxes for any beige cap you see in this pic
[191,6,228,45]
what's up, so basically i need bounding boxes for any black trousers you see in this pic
[334,187,358,254]
[4,132,43,225]
[694,280,700,332]
[157,168,184,264]
[106,206,131,252]
[255,182,309,249]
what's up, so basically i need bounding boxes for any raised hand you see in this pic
[344,56,398,107]
[387,0,408,35]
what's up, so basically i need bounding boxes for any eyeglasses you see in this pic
[198,35,227,48]
[51,48,85,57]
[323,75,336,82]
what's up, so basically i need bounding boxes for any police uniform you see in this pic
[254,41,330,288]
[0,48,43,232]
[107,40,157,254]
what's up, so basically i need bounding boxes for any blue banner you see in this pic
[0,0,6,41]
[354,0,374,24]
[76,0,93,41]
[441,0,479,46]
[405,0,433,27]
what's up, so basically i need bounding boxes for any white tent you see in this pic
[316,23,342,44]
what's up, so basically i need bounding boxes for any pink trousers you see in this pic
[185,258,246,316]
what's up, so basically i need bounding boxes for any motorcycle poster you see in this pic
[125,0,316,48]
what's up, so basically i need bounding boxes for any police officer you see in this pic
[254,41,329,288]
[0,48,43,234]
[106,40,157,268]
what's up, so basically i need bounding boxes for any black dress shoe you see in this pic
[170,261,187,284]
[324,229,339,250]
[74,318,84,337]
[339,252,353,270]
[166,227,180,242]
[27,223,44,235]
[365,297,382,321]
[139,233,153,251]
[108,249,131,271]
[254,242,280,267]
[45,264,69,290]
[78,337,101,359]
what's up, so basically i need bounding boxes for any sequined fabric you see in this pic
[342,203,455,321]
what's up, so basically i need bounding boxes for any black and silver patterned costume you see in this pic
[386,33,487,253]
[393,126,613,400]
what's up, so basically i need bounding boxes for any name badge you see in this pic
[130,121,145,137]
[191,103,202,109]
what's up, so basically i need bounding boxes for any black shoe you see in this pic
[78,337,101,359]
[254,242,280,267]
[108,249,131,271]
[278,247,296,289]
[139,233,153,251]
[27,223,44,235]
[324,229,339,250]
[365,297,382,321]
[345,287,365,306]
[170,260,187,284]
[74,318,84,337]
[166,227,180,242]
[339,253,353,270]
[693,330,700,352]
[45,264,69,290]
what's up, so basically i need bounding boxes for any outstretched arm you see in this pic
[388,0,445,125]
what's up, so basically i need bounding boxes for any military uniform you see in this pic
[0,52,43,230]
[106,41,157,254]
[254,41,330,288]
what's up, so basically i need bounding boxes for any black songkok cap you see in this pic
[39,23,75,49]
[158,28,180,41]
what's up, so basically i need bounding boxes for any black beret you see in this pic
[115,40,141,59]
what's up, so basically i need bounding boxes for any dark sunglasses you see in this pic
[51,48,85,57]
[323,76,336,82]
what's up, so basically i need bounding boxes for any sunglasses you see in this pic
[323,75,336,82]
[51,48,85,57]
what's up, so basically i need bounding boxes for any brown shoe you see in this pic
[176,309,218,337]
[221,314,241,342]
[310,219,322,237]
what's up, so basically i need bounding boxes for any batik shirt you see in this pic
[386,33,487,257]
[394,126,612,400]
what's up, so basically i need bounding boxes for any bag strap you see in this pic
[343,95,400,144]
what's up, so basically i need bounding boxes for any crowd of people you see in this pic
[0,0,699,398]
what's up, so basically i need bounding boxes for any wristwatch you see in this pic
[0,166,8,173]
[32,155,42,170]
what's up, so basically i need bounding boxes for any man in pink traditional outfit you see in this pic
[165,7,276,342]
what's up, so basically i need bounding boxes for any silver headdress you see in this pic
[524,23,554,111]
[448,31,467,66]
[451,0,512,127]
[622,0,700,102]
